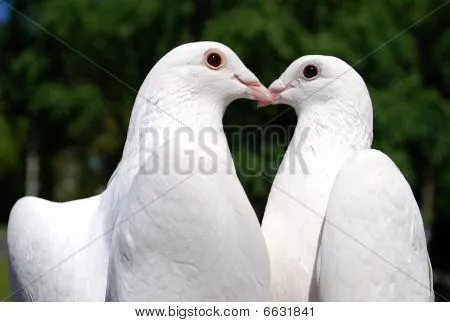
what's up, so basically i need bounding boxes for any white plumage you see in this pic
[313,149,434,301]
[262,55,433,301]
[105,41,271,301]
[8,41,272,301]
[8,195,109,301]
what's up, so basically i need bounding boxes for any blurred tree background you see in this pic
[0,0,449,300]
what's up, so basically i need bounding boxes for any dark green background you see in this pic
[0,0,449,301]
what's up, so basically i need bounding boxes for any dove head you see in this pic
[143,42,272,111]
[266,55,372,119]
[265,55,373,150]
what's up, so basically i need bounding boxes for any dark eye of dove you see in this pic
[204,49,225,70]
[302,64,320,80]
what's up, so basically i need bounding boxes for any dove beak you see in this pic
[235,75,273,105]
[257,79,287,108]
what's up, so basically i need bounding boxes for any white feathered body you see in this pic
[106,146,270,301]
[262,126,369,300]
[7,195,110,301]
[262,67,373,301]
[313,149,433,301]
[106,79,270,301]
[7,41,273,302]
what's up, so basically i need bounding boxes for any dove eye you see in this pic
[302,64,320,80]
[204,49,225,70]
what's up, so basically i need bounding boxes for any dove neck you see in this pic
[120,84,226,159]
[286,102,373,176]
[100,90,227,230]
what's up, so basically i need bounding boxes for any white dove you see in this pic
[8,41,272,301]
[261,55,433,301]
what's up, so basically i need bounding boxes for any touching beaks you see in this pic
[235,75,273,105]
[246,83,273,105]
[257,79,287,108]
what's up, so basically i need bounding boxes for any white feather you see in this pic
[313,149,433,301]
[8,196,109,301]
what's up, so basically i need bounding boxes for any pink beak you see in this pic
[235,75,273,105]
[257,79,287,108]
